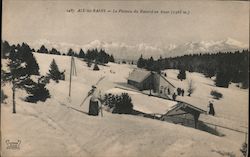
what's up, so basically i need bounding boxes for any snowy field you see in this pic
[1,53,248,157]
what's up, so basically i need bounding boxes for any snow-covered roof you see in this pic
[159,74,176,88]
[105,87,178,115]
[164,101,207,116]
[127,68,151,83]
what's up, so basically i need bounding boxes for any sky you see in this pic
[2,0,249,46]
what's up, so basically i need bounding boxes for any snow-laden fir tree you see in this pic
[79,49,85,58]
[215,66,231,88]
[4,48,34,113]
[112,93,133,114]
[104,93,133,114]
[109,54,115,62]
[19,43,40,75]
[1,63,8,104]
[38,45,48,54]
[177,69,186,81]
[137,54,145,68]
[2,40,11,59]
[67,48,75,56]
[93,63,100,71]
[48,59,62,83]
[3,44,50,112]
[25,76,50,103]
[49,48,61,55]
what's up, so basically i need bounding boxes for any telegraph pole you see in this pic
[69,56,77,97]
[149,71,153,96]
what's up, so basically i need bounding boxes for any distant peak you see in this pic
[88,40,106,45]
[223,37,247,48]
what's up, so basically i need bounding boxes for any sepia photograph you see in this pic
[1,0,249,157]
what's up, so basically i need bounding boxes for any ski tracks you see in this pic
[19,104,93,157]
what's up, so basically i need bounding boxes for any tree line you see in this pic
[137,50,249,88]
[2,40,115,64]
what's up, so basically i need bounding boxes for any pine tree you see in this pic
[1,63,8,103]
[25,76,50,103]
[137,54,145,68]
[85,49,92,60]
[50,48,61,55]
[48,59,61,83]
[38,45,48,54]
[67,48,75,56]
[93,63,100,71]
[151,61,161,73]
[79,49,85,58]
[1,40,11,58]
[19,43,40,75]
[112,93,133,114]
[146,56,154,71]
[109,54,115,62]
[157,56,164,70]
[215,70,231,88]
[177,69,186,81]
[4,48,31,113]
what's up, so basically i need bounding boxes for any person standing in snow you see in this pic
[181,89,184,96]
[80,85,103,116]
[88,85,103,116]
[172,93,177,101]
[208,101,215,116]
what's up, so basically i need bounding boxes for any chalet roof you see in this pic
[128,69,151,83]
[128,69,176,88]
[164,101,206,116]
[106,87,178,115]
[159,74,176,88]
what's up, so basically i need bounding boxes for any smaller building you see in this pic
[127,68,176,97]
[161,101,207,128]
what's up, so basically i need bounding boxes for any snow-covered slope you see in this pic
[1,53,248,157]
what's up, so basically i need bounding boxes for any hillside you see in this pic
[1,53,248,157]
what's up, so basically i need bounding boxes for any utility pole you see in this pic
[69,56,77,97]
[149,71,153,96]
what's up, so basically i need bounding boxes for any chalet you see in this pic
[127,69,176,97]
[160,101,207,128]
[106,87,207,130]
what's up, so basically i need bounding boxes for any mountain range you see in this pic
[31,38,248,60]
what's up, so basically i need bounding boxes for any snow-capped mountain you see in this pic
[30,38,248,60]
[165,38,248,57]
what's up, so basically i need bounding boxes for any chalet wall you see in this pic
[128,71,175,95]
[127,80,140,89]
[162,114,196,128]
[141,74,154,91]
[158,76,175,96]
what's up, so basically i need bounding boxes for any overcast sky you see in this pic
[2,0,249,46]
